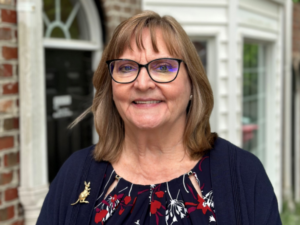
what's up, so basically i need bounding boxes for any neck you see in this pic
[122,118,188,163]
[112,120,199,185]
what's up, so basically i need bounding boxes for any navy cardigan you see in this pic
[37,137,282,225]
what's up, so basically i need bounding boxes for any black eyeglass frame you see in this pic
[106,58,184,84]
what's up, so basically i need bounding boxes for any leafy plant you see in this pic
[293,0,300,3]
[280,202,300,225]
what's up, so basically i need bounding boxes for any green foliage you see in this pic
[280,202,300,225]
[293,0,300,3]
[243,43,259,97]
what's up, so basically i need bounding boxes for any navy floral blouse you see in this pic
[91,152,216,225]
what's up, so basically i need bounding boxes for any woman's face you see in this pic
[112,28,192,131]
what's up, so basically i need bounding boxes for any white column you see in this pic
[283,0,293,204]
[17,1,49,225]
[228,0,239,146]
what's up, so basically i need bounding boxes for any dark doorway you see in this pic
[45,49,94,182]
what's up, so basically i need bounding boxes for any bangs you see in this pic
[107,15,182,60]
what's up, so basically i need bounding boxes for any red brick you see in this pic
[0,136,14,150]
[0,27,12,40]
[0,100,13,113]
[11,220,24,225]
[5,188,18,201]
[0,171,13,185]
[4,152,19,167]
[0,192,2,205]
[0,64,13,77]
[1,10,17,24]
[2,47,18,60]
[3,82,18,94]
[0,205,14,221]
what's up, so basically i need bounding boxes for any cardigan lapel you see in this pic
[64,147,108,225]
[210,138,237,225]
[75,157,108,225]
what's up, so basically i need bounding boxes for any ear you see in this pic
[84,181,87,185]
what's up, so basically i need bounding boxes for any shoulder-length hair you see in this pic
[71,10,218,162]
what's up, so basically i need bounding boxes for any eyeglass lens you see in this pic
[109,59,179,83]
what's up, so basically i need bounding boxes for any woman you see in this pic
[37,11,281,225]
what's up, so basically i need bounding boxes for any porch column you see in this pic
[17,1,49,225]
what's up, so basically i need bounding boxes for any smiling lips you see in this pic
[133,100,162,104]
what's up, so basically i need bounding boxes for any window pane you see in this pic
[43,0,89,40]
[192,41,207,72]
[242,43,266,163]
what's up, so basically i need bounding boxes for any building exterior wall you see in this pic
[292,2,300,202]
[101,0,141,43]
[293,3,300,54]
[0,0,23,224]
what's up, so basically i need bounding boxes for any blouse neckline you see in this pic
[110,153,208,188]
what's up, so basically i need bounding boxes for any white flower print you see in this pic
[203,190,214,210]
[165,187,187,225]
[209,215,216,222]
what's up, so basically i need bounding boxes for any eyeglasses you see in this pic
[106,58,183,84]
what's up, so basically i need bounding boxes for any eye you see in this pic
[158,65,169,71]
[118,64,138,73]
[154,64,173,73]
[121,66,133,72]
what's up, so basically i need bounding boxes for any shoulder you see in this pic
[211,137,266,177]
[37,145,106,225]
[52,145,96,182]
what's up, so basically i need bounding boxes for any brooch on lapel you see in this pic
[71,181,91,205]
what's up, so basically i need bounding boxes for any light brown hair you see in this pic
[72,10,218,162]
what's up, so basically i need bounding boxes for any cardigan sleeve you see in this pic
[36,147,93,225]
[253,160,282,225]
[237,148,282,225]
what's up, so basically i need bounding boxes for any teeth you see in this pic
[134,101,161,104]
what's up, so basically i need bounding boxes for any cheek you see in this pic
[112,83,132,114]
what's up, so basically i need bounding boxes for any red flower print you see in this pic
[124,196,131,205]
[111,194,118,203]
[95,209,108,224]
[155,191,164,198]
[196,194,212,214]
[150,200,162,214]
[131,197,137,213]
[185,194,212,215]
[119,208,125,215]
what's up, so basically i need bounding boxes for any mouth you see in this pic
[133,100,162,104]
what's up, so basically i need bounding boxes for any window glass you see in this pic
[242,43,266,163]
[43,0,89,40]
[192,41,207,72]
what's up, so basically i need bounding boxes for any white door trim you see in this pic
[18,1,103,224]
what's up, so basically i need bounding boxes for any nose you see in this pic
[133,67,156,90]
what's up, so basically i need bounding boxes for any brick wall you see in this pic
[0,0,22,224]
[100,0,142,43]
[293,3,300,55]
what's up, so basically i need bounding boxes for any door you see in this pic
[45,49,94,182]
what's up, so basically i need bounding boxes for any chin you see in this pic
[131,119,164,130]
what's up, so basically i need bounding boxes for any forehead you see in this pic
[117,27,181,60]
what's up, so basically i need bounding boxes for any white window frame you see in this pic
[241,36,281,202]
[189,36,218,133]
[241,40,269,163]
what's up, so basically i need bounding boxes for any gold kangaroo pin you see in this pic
[71,181,91,205]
